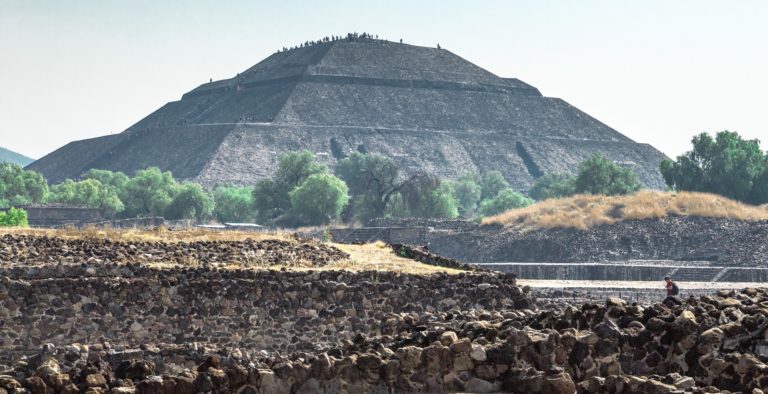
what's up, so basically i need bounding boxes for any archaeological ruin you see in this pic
[28,36,667,191]
[2,231,768,393]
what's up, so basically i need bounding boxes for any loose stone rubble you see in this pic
[0,234,347,267]
[1,234,768,393]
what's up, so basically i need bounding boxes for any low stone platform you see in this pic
[479,261,768,282]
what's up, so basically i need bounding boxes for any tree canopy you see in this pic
[0,163,48,207]
[289,173,349,225]
[574,153,642,196]
[528,173,577,201]
[660,131,767,204]
[479,189,533,216]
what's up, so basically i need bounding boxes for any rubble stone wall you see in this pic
[0,267,528,359]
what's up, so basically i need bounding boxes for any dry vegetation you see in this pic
[483,190,768,231]
[0,226,291,243]
[0,227,463,275]
[327,241,464,275]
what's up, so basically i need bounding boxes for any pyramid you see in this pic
[28,37,668,190]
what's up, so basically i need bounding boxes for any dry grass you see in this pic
[324,241,465,275]
[483,190,768,231]
[0,226,291,243]
[0,227,464,275]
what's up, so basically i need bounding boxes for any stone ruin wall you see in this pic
[0,265,528,366]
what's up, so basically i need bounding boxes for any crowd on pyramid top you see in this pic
[276,32,440,53]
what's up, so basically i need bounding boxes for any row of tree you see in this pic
[524,130,768,206]
[252,151,535,226]
[1,130,764,227]
[0,164,214,221]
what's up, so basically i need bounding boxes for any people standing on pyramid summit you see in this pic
[277,33,391,52]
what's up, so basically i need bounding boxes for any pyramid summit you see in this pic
[29,35,667,189]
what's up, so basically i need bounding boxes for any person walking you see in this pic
[665,276,679,297]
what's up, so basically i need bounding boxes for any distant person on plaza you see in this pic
[665,276,679,297]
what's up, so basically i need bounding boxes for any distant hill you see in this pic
[0,147,34,166]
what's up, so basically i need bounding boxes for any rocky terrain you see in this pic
[2,230,768,393]
[0,234,347,268]
[428,216,768,265]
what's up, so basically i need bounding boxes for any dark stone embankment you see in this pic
[428,217,768,265]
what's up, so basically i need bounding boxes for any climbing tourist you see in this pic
[665,276,679,297]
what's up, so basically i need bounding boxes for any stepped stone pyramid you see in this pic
[29,36,668,189]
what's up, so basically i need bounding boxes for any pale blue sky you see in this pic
[1,0,766,159]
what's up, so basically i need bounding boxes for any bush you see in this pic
[660,131,767,204]
[529,173,577,200]
[574,153,642,196]
[479,171,510,201]
[47,178,124,216]
[0,163,48,207]
[451,174,482,215]
[479,189,533,216]
[400,177,458,219]
[289,173,349,225]
[165,182,214,221]
[253,151,328,223]
[213,186,254,223]
[334,152,400,221]
[0,207,28,227]
[119,167,179,218]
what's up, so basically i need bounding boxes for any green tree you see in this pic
[0,207,28,227]
[82,169,129,192]
[165,182,214,221]
[334,152,404,221]
[213,186,255,223]
[450,174,482,215]
[660,131,767,203]
[48,178,124,216]
[528,173,577,200]
[400,176,458,219]
[289,173,349,225]
[750,160,768,204]
[479,189,533,216]
[479,171,510,201]
[574,153,642,196]
[0,163,48,206]
[253,151,327,223]
[119,167,179,217]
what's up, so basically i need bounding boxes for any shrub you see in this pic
[479,171,510,201]
[289,173,349,225]
[478,189,533,216]
[574,153,642,196]
[213,186,255,223]
[0,207,29,227]
[529,173,576,200]
[165,182,214,221]
[253,151,328,223]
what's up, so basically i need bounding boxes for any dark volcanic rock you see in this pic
[0,233,347,267]
[429,216,768,264]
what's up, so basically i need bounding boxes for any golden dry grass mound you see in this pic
[482,190,768,231]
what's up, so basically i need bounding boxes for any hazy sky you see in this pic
[1,0,766,159]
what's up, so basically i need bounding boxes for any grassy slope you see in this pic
[0,147,34,166]
[483,190,768,231]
